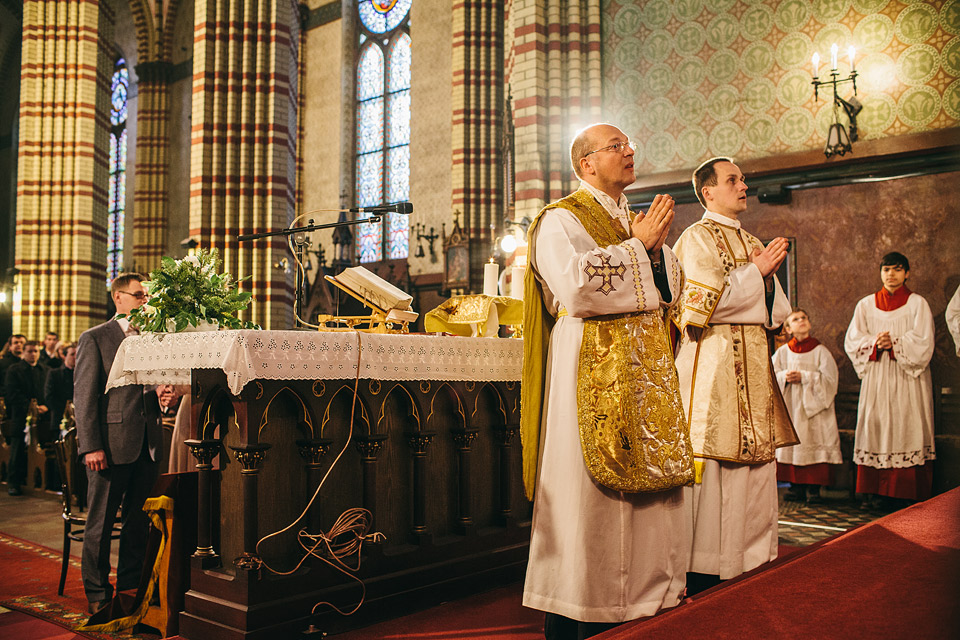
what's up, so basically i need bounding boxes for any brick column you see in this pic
[15,0,115,338]
[509,0,602,221]
[190,0,299,329]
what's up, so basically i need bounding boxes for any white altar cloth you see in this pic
[105,330,524,395]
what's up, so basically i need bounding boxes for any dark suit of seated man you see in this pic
[75,272,162,614]
[4,340,48,495]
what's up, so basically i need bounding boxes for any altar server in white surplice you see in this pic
[773,309,843,503]
[521,123,694,640]
[947,285,960,356]
[671,157,798,595]
[844,252,935,506]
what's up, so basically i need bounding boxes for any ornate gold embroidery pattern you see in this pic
[730,324,755,459]
[623,241,645,309]
[699,220,736,286]
[577,314,694,492]
[583,255,627,295]
[671,279,719,328]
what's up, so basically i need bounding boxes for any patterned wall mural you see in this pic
[602,0,960,175]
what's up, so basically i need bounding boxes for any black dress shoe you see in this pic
[7,486,22,496]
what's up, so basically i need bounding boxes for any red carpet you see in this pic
[598,487,960,640]
[331,582,543,639]
[0,534,155,640]
[0,608,88,639]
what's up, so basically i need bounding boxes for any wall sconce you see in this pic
[811,44,861,158]
[413,223,439,262]
[498,215,532,255]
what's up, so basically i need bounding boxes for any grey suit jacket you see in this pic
[74,319,162,465]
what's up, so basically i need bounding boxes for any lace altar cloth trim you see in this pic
[105,330,524,395]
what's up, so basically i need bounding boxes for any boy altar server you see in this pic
[773,309,843,503]
[844,252,935,506]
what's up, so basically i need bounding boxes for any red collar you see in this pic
[788,337,820,353]
[875,286,911,312]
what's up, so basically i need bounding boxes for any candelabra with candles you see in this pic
[811,44,863,158]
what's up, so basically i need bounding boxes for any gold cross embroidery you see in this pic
[584,255,626,295]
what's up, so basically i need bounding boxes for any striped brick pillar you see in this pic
[15,0,115,339]
[509,0,602,221]
[451,0,506,293]
[131,61,171,273]
[189,0,299,329]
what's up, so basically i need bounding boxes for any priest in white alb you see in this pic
[671,157,797,595]
[844,251,935,506]
[521,123,694,640]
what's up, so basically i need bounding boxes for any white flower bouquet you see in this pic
[122,249,260,332]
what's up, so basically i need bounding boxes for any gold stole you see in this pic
[522,189,694,497]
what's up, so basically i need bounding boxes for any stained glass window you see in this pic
[355,1,411,263]
[107,58,128,284]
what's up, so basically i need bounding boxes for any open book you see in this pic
[326,266,417,322]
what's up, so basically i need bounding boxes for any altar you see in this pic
[107,330,529,639]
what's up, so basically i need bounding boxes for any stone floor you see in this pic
[776,491,887,547]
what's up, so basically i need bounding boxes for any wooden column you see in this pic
[452,428,479,534]
[297,437,332,533]
[354,433,388,519]
[405,430,435,538]
[230,443,271,570]
[495,423,520,525]
[185,438,221,563]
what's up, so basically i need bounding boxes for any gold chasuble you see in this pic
[521,189,694,498]
[671,218,797,464]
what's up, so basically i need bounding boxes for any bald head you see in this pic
[569,123,636,199]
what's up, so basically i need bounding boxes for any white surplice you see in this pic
[947,285,960,356]
[674,210,790,580]
[844,292,936,469]
[522,181,689,623]
[773,344,843,466]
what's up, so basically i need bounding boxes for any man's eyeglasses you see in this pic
[583,140,636,157]
[118,290,148,300]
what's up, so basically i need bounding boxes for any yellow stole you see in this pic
[521,189,694,498]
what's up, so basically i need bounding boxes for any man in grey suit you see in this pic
[75,272,162,614]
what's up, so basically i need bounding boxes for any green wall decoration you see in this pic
[602,0,960,175]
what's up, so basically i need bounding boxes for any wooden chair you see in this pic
[52,424,120,595]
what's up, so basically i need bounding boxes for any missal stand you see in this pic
[237,202,413,329]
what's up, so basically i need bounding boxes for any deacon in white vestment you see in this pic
[772,310,842,499]
[844,252,935,501]
[947,285,960,356]
[671,157,796,586]
[521,124,693,635]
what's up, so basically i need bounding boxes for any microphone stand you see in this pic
[237,216,382,329]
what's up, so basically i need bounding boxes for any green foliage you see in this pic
[120,249,261,332]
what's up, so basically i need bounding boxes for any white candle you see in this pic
[830,43,838,71]
[848,45,856,71]
[812,52,820,77]
[483,261,499,297]
[511,266,525,300]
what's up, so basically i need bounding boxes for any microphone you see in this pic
[348,201,413,215]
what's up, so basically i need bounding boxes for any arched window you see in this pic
[107,57,128,284]
[355,0,411,263]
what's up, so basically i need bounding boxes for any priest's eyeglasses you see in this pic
[583,140,636,157]
[118,290,148,300]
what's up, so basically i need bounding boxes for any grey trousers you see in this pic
[81,445,158,604]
